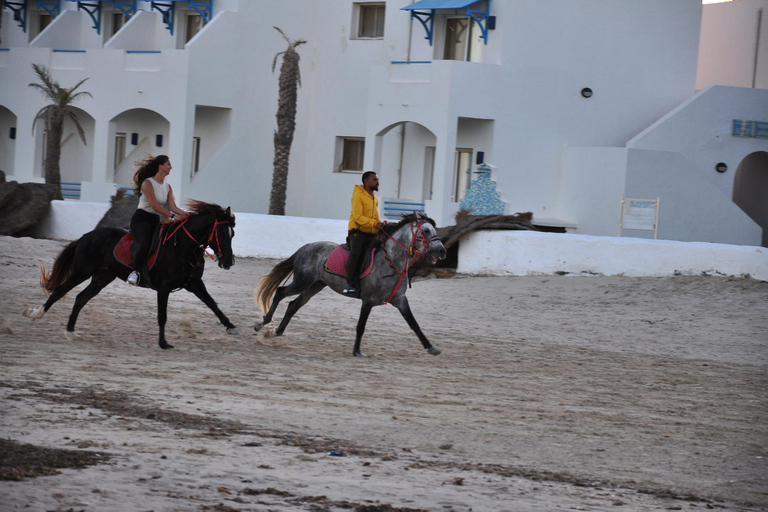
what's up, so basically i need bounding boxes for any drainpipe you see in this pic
[754,8,762,88]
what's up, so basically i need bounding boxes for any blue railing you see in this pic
[61,181,81,199]
[383,200,426,219]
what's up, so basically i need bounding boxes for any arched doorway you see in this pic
[373,121,437,202]
[0,106,17,178]
[733,151,768,247]
[109,109,170,188]
[32,106,95,185]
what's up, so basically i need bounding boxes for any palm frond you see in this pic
[31,105,55,134]
[274,26,289,44]
[31,63,56,90]
[272,51,286,73]
[65,110,88,146]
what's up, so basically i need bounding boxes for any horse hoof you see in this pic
[253,319,264,332]
[65,330,80,341]
[160,343,175,350]
[427,346,442,356]
[23,306,45,320]
[226,327,240,335]
[353,351,367,358]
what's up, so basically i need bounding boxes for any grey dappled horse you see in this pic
[254,212,447,357]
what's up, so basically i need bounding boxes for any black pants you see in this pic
[129,209,160,272]
[346,230,375,287]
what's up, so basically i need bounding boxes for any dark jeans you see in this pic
[346,230,375,287]
[129,209,160,271]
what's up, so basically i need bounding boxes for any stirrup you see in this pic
[343,284,357,297]
[127,271,140,286]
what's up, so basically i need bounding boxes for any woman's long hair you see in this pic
[132,154,169,197]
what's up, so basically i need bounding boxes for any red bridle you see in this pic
[162,216,231,261]
[380,220,438,304]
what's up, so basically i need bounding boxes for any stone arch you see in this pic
[732,151,768,247]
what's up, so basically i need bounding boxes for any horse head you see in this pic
[185,201,237,269]
[380,212,447,265]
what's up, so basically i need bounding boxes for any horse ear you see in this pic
[225,207,231,215]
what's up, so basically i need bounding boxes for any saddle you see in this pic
[324,245,376,280]
[113,227,163,270]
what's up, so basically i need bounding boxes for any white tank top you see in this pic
[137,177,170,214]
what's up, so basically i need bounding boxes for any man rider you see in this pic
[344,171,386,297]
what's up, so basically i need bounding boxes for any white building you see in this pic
[1,0,767,245]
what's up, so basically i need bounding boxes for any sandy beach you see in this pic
[1,235,767,511]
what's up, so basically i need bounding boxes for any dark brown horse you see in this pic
[24,201,238,349]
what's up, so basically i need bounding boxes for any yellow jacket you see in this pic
[348,184,381,233]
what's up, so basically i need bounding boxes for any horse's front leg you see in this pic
[353,302,374,357]
[185,278,239,335]
[389,295,441,355]
[157,288,174,349]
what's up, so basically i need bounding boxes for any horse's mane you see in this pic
[375,212,435,247]
[186,200,235,224]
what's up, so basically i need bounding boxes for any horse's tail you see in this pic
[41,240,79,295]
[255,253,296,315]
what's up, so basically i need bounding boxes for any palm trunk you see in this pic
[269,46,300,216]
[44,109,64,200]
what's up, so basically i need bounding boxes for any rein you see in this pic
[380,221,436,305]
[162,215,230,261]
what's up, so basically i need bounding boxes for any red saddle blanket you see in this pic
[114,234,159,269]
[324,245,375,280]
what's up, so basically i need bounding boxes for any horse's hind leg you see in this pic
[64,270,116,340]
[24,272,92,320]
[256,279,310,331]
[184,278,239,335]
[267,281,326,338]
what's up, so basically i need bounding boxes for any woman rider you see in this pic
[127,154,189,286]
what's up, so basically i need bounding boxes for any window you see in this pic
[423,146,435,201]
[30,12,52,40]
[442,17,484,62]
[191,136,201,178]
[110,12,127,38]
[185,12,204,43]
[114,132,126,170]
[41,130,49,163]
[336,137,365,172]
[354,3,385,39]
[452,148,473,202]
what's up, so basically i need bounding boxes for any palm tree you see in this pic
[269,27,306,215]
[29,63,92,200]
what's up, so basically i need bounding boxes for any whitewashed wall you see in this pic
[23,201,768,282]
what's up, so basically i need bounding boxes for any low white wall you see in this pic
[458,230,768,281]
[24,201,768,281]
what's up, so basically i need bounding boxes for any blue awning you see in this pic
[401,0,481,10]
[401,0,491,47]
[151,0,213,35]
